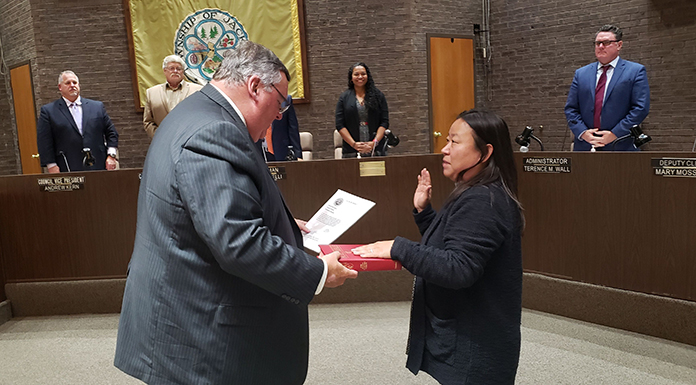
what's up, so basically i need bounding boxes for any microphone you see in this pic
[515,126,544,151]
[285,145,297,161]
[384,129,400,147]
[82,147,95,168]
[58,151,70,172]
[630,125,651,148]
[609,125,651,150]
[515,126,533,149]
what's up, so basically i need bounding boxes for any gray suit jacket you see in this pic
[115,84,324,384]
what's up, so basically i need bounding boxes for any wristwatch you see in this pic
[108,153,118,160]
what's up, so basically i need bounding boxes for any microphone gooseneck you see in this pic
[58,151,70,172]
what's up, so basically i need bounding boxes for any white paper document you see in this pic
[302,189,375,253]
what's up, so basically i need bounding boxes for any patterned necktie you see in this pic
[593,65,608,129]
[69,102,83,135]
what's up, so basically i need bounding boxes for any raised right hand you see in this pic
[413,168,432,213]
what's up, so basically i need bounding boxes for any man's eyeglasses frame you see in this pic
[271,84,292,114]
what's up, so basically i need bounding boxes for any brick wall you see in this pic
[487,0,696,151]
[0,0,694,175]
[299,0,483,158]
[31,0,148,169]
[0,0,36,175]
[2,0,482,169]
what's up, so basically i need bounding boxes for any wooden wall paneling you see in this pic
[516,152,696,301]
[0,153,693,303]
[0,170,140,282]
[272,155,453,243]
[0,227,5,302]
[274,155,452,246]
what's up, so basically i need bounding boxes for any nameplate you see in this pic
[268,166,287,181]
[522,157,572,173]
[651,157,696,178]
[359,161,386,177]
[37,176,85,192]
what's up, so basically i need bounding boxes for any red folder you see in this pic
[319,244,402,271]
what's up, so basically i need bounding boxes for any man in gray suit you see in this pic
[114,41,357,384]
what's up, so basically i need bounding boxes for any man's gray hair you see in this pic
[58,70,79,85]
[162,54,186,69]
[212,40,290,90]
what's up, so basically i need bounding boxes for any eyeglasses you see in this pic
[271,83,292,114]
[594,40,619,47]
[165,66,184,72]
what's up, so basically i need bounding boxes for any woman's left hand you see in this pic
[352,241,394,259]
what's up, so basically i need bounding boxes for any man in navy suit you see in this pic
[37,70,119,172]
[114,41,357,384]
[565,25,650,151]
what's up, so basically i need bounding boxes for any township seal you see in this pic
[174,9,249,83]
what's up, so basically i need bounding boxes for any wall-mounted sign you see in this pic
[268,166,287,181]
[37,176,85,192]
[522,157,572,173]
[651,158,696,178]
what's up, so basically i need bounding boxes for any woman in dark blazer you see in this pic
[355,110,524,384]
[335,62,389,157]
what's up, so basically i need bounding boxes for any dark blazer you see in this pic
[263,104,302,161]
[114,84,325,385]
[37,97,118,171]
[335,88,389,156]
[565,58,650,151]
[391,183,523,385]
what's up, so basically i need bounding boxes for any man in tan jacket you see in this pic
[143,55,202,138]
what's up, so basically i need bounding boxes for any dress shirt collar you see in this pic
[63,96,82,106]
[166,81,184,91]
[598,56,620,71]
[209,83,247,127]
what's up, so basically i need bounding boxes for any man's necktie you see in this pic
[69,103,83,135]
[264,124,274,154]
[593,65,608,129]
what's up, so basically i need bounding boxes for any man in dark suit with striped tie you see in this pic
[36,70,119,172]
[565,24,650,151]
[114,41,357,385]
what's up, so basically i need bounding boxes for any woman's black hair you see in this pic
[446,109,523,221]
[347,62,379,111]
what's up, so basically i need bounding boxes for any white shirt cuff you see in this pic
[314,259,328,295]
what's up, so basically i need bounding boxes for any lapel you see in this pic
[587,63,601,104]
[604,58,625,101]
[81,98,90,132]
[181,81,191,97]
[214,84,302,247]
[57,98,80,135]
[158,84,170,114]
